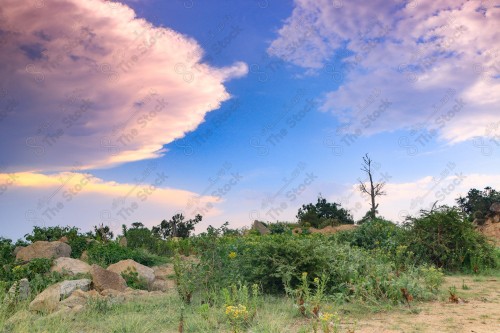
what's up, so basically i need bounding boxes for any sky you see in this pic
[0,0,499,240]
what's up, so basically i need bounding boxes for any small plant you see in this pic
[87,296,113,314]
[448,286,459,303]
[222,282,260,332]
[121,267,149,290]
[462,279,470,290]
[225,304,249,333]
[291,272,328,318]
[319,311,340,333]
[173,254,200,304]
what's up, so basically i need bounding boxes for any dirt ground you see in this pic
[347,276,500,333]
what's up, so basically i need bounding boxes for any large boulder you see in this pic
[51,257,91,276]
[28,279,90,313]
[252,220,270,235]
[90,264,127,292]
[16,241,71,261]
[107,259,155,285]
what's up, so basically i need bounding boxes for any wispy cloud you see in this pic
[268,0,500,143]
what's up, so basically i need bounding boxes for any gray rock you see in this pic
[252,220,270,235]
[4,278,30,302]
[490,202,500,213]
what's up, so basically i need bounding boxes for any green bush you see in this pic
[403,206,497,271]
[337,218,403,252]
[121,267,149,290]
[197,234,442,303]
[86,241,160,267]
[24,226,90,259]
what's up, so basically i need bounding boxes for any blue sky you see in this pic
[0,0,499,240]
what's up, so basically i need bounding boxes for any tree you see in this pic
[297,195,354,228]
[358,154,386,219]
[155,214,202,239]
[131,222,144,229]
[94,224,114,242]
[456,187,500,222]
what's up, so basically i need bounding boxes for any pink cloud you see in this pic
[0,0,247,172]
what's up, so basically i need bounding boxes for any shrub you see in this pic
[337,218,403,252]
[24,226,90,259]
[121,267,149,290]
[403,206,497,271]
[198,234,442,303]
[86,242,159,267]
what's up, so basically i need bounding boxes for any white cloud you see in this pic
[268,0,500,143]
[336,172,500,223]
[0,0,247,172]
[0,167,221,238]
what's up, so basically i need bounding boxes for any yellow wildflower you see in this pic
[228,251,237,259]
[319,312,334,322]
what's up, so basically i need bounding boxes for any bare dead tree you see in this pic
[358,153,386,219]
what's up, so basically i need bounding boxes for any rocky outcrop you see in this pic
[90,264,127,292]
[28,279,90,313]
[107,259,155,285]
[16,241,71,261]
[252,220,270,235]
[51,257,91,276]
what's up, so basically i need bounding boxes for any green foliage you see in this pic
[0,238,14,267]
[153,214,202,239]
[297,195,354,228]
[338,218,403,253]
[121,267,149,290]
[94,224,114,242]
[86,242,158,267]
[23,226,89,258]
[126,226,157,250]
[456,186,500,222]
[267,222,294,235]
[198,234,443,304]
[403,206,497,271]
[173,255,201,304]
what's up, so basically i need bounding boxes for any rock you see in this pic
[13,246,24,256]
[29,279,90,313]
[4,278,30,302]
[150,279,174,292]
[58,236,69,243]
[252,220,270,235]
[29,284,61,313]
[107,259,155,285]
[59,279,91,298]
[80,250,89,262]
[119,237,127,247]
[152,264,174,280]
[4,309,31,327]
[16,241,71,261]
[60,293,87,308]
[51,257,91,276]
[490,202,500,213]
[100,288,125,303]
[90,264,127,292]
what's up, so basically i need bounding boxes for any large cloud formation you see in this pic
[0,0,247,172]
[268,0,500,143]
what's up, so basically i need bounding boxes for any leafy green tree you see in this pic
[456,186,500,222]
[297,195,353,228]
[154,214,202,239]
[126,223,156,249]
[403,206,496,271]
